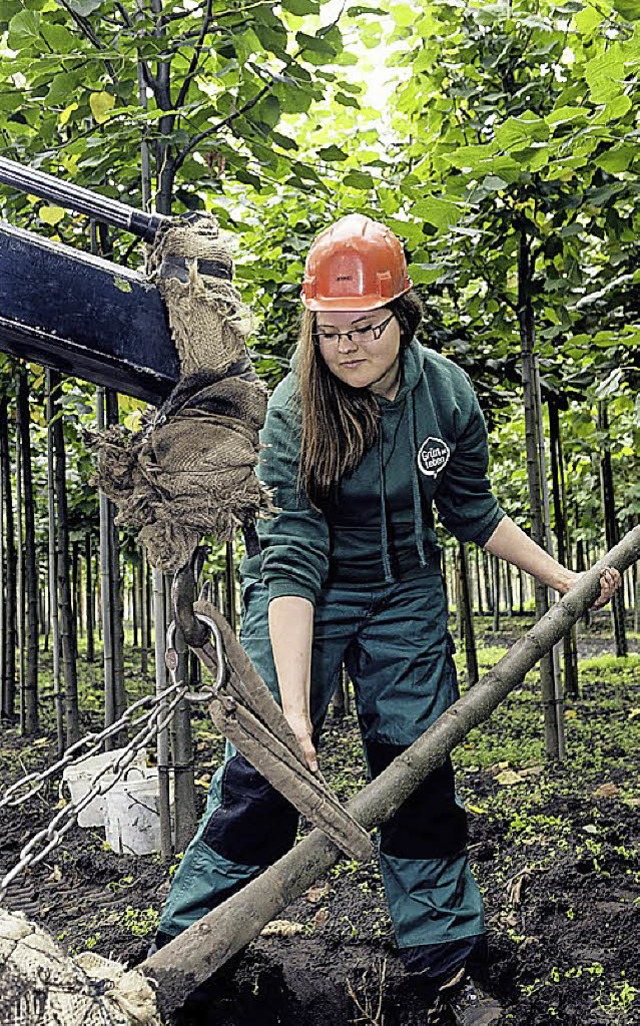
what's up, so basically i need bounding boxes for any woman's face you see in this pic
[314,308,402,397]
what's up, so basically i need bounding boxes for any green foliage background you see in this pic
[0,0,638,547]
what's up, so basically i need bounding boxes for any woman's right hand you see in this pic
[283,708,318,773]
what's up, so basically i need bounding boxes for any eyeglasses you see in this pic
[313,314,395,349]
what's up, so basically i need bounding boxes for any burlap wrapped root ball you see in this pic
[92,214,275,572]
[0,907,162,1026]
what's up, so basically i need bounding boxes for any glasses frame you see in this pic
[313,313,395,349]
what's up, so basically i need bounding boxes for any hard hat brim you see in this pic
[301,285,411,312]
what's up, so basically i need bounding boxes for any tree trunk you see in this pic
[482,550,492,614]
[85,532,95,663]
[132,559,139,648]
[517,223,561,760]
[15,428,25,732]
[597,401,627,656]
[170,620,197,851]
[45,372,64,753]
[105,388,127,725]
[153,569,173,859]
[143,527,640,1011]
[474,547,483,615]
[549,401,579,698]
[140,549,149,675]
[458,542,478,686]
[491,554,500,632]
[0,397,17,721]
[97,387,116,746]
[16,365,39,734]
[51,372,79,747]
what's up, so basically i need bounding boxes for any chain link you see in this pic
[0,682,187,901]
[0,683,185,811]
[0,612,226,898]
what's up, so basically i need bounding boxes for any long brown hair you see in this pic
[297,290,423,507]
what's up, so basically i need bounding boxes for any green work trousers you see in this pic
[158,570,485,987]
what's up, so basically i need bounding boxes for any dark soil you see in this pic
[1,616,638,1026]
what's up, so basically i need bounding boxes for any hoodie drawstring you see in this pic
[407,391,427,568]
[377,432,394,582]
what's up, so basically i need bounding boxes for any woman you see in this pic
[154,214,620,1024]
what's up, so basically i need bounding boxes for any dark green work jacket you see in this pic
[241,339,505,604]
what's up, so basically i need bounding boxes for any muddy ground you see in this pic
[1,613,638,1026]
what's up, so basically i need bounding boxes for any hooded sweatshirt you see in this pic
[240,340,505,604]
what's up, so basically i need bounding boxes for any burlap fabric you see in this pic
[0,908,161,1026]
[93,213,273,571]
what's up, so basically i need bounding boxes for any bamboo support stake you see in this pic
[142,527,640,1013]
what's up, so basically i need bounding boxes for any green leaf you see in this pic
[295,31,336,56]
[66,0,103,12]
[8,9,40,48]
[494,113,550,152]
[335,91,360,108]
[318,144,348,161]
[281,0,319,13]
[585,50,624,102]
[594,144,635,173]
[343,169,374,189]
[39,205,65,226]
[444,143,496,170]
[253,18,288,58]
[391,3,416,26]
[89,91,115,123]
[408,262,444,285]
[573,5,604,35]
[413,195,462,230]
[41,22,77,52]
[255,94,281,129]
[591,94,632,122]
[270,130,298,151]
[545,106,588,128]
[610,0,640,19]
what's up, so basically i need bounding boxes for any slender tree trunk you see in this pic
[518,223,561,760]
[105,388,127,726]
[141,549,150,675]
[458,542,478,685]
[548,401,579,698]
[16,366,39,734]
[0,397,17,721]
[154,568,173,859]
[505,563,514,617]
[15,429,25,732]
[97,387,116,747]
[491,554,500,632]
[85,532,95,663]
[474,547,483,615]
[170,618,197,851]
[481,549,492,614]
[51,372,79,747]
[73,540,83,639]
[132,560,139,648]
[597,402,627,656]
[46,372,64,753]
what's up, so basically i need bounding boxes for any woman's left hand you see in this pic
[560,566,622,609]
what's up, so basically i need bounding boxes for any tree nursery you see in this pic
[0,1,638,1025]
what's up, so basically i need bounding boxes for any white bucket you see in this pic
[104,775,172,856]
[62,747,147,828]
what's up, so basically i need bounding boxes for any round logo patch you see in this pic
[417,436,450,478]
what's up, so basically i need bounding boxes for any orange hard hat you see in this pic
[301,214,412,311]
